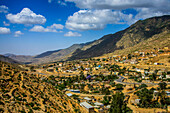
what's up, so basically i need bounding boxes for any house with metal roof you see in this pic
[94,102,104,107]
[80,102,94,113]
[66,93,72,97]
[84,97,92,101]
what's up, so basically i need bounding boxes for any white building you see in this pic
[84,97,92,101]
[94,102,104,107]
[166,75,170,79]
[80,102,94,113]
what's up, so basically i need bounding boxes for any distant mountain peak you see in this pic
[4,53,15,57]
[4,15,170,64]
[0,55,21,64]
[68,15,170,60]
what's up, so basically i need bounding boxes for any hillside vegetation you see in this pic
[0,61,84,112]
[68,15,170,60]
[106,31,170,56]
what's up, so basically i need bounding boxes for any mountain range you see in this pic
[0,55,21,64]
[1,15,170,64]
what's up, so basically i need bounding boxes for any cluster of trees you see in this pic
[110,64,128,76]
[109,64,120,72]
[93,72,118,82]
[109,92,132,113]
[135,88,156,108]
[135,82,169,109]
[135,84,147,90]
[102,96,111,105]
[100,85,111,95]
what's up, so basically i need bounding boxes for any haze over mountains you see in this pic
[0,55,21,64]
[2,15,170,64]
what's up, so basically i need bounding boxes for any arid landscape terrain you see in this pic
[0,0,170,112]
[0,15,170,113]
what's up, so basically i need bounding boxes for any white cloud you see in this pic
[64,31,82,37]
[66,9,133,30]
[0,5,8,13]
[3,21,10,26]
[135,8,170,20]
[14,31,24,37]
[58,0,67,6]
[30,25,57,32]
[48,23,64,29]
[65,0,170,11]
[57,19,62,21]
[6,8,46,25]
[0,27,11,34]
[64,0,170,31]
[48,0,67,5]
[30,23,64,32]
[48,0,52,3]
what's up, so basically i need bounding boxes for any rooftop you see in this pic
[66,93,72,97]
[80,102,94,109]
[94,102,104,106]
[84,97,92,101]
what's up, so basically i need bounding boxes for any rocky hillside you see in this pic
[0,55,21,64]
[107,30,170,56]
[5,15,170,64]
[0,61,85,112]
[5,54,34,64]
[68,15,170,60]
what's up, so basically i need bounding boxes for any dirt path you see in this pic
[127,104,167,113]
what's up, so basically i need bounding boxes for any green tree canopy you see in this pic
[158,82,167,90]
[109,92,132,113]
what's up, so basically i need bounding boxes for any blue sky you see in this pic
[0,0,169,55]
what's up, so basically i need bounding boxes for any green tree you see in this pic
[158,82,167,90]
[102,95,110,105]
[135,88,153,108]
[79,71,85,80]
[116,84,124,90]
[150,73,157,81]
[80,84,85,91]
[80,66,84,71]
[159,90,166,106]
[109,92,132,113]
[30,66,34,71]
[128,54,132,59]
[56,67,58,71]
[100,85,110,95]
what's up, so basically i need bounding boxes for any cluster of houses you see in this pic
[44,47,169,77]
[36,47,170,112]
[66,92,109,113]
[113,47,169,66]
